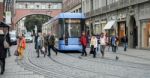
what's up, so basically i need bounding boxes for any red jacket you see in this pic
[80,36,87,47]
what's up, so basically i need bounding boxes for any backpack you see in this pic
[3,35,9,48]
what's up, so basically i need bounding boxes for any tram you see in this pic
[42,13,85,52]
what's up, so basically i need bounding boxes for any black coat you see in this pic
[121,36,128,43]
[0,35,7,58]
[48,35,55,46]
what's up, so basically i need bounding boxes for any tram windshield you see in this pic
[64,19,81,37]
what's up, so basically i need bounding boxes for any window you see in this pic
[65,19,81,37]
[25,4,28,9]
[91,0,93,10]
[48,4,51,9]
[36,5,39,9]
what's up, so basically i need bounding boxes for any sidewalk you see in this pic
[0,46,45,78]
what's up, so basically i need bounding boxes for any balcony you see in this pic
[85,0,149,18]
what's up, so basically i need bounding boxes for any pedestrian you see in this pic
[36,33,44,58]
[121,34,128,51]
[116,35,119,50]
[0,30,7,75]
[3,28,11,57]
[47,32,57,56]
[43,33,48,57]
[17,33,26,60]
[99,32,107,58]
[80,31,87,56]
[105,33,110,51]
[97,35,100,53]
[34,33,39,52]
[90,35,98,58]
[111,34,117,52]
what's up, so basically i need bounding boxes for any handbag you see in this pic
[90,45,94,54]
[14,50,19,56]
[3,35,10,48]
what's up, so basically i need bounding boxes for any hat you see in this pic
[0,30,4,35]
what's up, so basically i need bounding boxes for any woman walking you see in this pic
[99,33,107,58]
[37,33,44,58]
[80,32,87,56]
[90,35,98,58]
[17,34,26,60]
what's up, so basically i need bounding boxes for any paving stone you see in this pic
[2,43,150,78]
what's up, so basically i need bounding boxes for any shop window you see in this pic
[118,22,126,40]
[142,21,150,48]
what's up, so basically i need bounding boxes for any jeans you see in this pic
[100,45,105,57]
[97,44,100,53]
[112,45,117,52]
[81,45,87,56]
[123,43,128,51]
[37,46,41,57]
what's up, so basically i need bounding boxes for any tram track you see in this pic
[18,49,124,78]
[17,44,150,78]
[48,56,124,78]
[17,46,80,78]
[63,52,150,70]
[18,54,66,78]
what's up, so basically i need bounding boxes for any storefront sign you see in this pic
[5,11,11,24]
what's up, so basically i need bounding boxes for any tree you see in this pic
[24,14,51,32]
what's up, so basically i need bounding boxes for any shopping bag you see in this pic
[14,50,19,56]
[41,47,45,54]
[41,47,45,52]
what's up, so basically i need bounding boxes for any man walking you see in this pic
[47,32,57,56]
[80,32,87,56]
[111,34,117,52]
[121,35,128,51]
[0,30,6,75]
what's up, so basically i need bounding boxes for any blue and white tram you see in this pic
[48,13,85,52]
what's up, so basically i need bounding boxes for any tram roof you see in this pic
[43,13,85,25]
[57,13,85,19]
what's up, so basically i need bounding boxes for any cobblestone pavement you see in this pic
[2,43,150,78]
[0,45,45,78]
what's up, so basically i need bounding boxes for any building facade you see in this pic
[82,0,150,49]
[0,0,4,21]
[63,0,81,13]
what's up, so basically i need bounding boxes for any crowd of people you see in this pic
[80,31,128,58]
[34,32,58,58]
[0,29,128,75]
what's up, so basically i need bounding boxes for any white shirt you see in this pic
[100,36,106,45]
